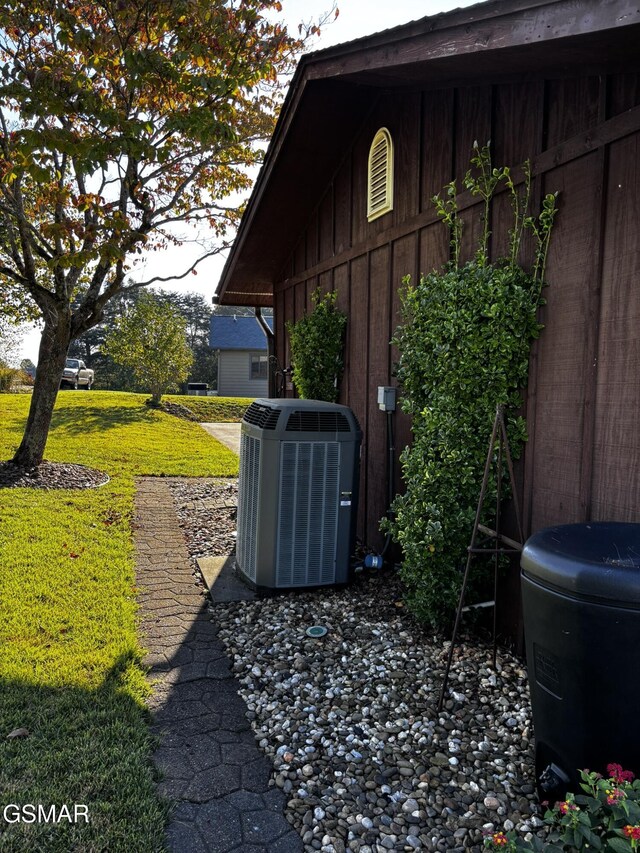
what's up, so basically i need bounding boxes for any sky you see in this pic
[18,0,481,364]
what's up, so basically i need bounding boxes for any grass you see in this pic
[0,391,240,852]
[164,393,250,423]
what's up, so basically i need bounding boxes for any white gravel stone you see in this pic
[170,478,547,853]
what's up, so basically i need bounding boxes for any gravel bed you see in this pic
[170,477,238,570]
[171,478,546,853]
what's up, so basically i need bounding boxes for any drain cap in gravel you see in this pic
[306,625,328,638]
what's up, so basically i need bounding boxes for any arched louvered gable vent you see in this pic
[367,127,393,222]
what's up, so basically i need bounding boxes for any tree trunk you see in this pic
[11,313,71,468]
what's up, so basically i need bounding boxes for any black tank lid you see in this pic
[521,522,640,606]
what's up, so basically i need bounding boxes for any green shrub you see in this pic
[286,288,347,402]
[385,143,557,629]
[0,365,18,391]
[387,261,540,626]
[17,368,34,386]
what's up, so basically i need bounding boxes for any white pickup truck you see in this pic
[61,358,94,390]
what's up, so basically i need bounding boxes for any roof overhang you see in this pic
[216,0,640,307]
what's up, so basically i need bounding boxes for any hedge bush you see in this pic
[286,288,347,402]
[385,143,557,629]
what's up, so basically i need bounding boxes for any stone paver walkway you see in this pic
[135,477,302,853]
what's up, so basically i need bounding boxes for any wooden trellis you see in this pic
[437,405,524,713]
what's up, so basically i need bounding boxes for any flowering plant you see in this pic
[483,831,518,851]
[483,764,640,852]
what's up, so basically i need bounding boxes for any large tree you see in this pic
[0,0,311,466]
[155,290,217,388]
[69,288,220,389]
[103,290,192,405]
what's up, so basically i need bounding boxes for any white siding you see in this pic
[218,351,268,398]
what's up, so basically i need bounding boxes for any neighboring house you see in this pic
[215,0,640,601]
[210,315,273,398]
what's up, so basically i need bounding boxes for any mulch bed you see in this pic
[152,400,200,422]
[0,461,110,490]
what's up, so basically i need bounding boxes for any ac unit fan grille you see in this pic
[276,441,340,587]
[236,432,260,581]
[243,402,280,429]
[286,411,351,432]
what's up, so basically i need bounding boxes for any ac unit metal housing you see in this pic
[236,398,361,590]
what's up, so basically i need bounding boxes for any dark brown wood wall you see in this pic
[274,71,640,549]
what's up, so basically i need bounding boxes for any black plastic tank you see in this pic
[521,522,640,797]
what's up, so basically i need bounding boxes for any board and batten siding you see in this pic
[273,71,640,555]
[218,351,268,398]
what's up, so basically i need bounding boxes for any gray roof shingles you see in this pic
[209,315,273,351]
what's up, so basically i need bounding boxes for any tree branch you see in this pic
[131,247,230,288]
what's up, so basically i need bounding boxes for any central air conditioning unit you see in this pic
[236,398,361,590]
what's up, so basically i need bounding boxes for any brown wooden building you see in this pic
[216,0,640,560]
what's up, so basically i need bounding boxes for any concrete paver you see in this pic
[134,477,301,853]
[197,554,257,603]
[199,423,242,455]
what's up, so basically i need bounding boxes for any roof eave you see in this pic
[216,0,640,305]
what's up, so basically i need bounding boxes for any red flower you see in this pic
[557,800,579,815]
[623,825,640,841]
[607,763,635,784]
[605,787,625,805]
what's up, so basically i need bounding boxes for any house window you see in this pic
[250,354,268,381]
[367,127,394,221]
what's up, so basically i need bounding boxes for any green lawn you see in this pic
[0,391,239,852]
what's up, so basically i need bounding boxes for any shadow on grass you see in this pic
[49,403,158,436]
[1,478,287,853]
[0,653,167,853]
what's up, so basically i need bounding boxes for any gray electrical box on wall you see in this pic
[377,386,396,411]
[236,399,362,590]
